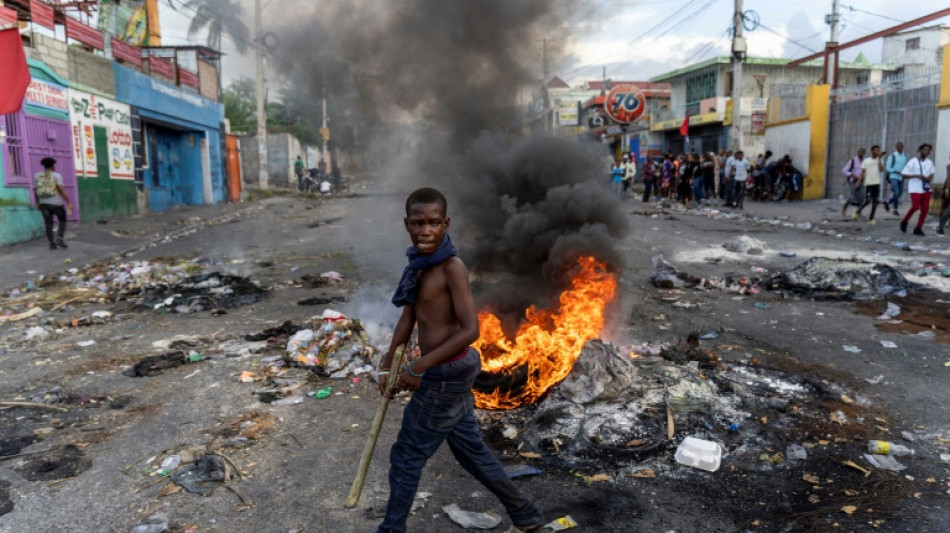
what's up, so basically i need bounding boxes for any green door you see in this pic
[94,126,110,179]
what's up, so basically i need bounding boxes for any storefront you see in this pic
[2,60,79,222]
[113,64,225,212]
[68,88,137,221]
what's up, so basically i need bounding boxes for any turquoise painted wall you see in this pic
[0,152,44,247]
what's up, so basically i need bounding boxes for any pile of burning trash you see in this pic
[479,337,887,474]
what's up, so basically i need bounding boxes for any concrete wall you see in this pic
[765,119,811,173]
[239,133,307,189]
[26,33,69,81]
[934,44,950,186]
[66,47,116,96]
[883,27,949,68]
[197,60,219,101]
[0,155,44,247]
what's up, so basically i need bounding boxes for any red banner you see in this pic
[111,38,142,66]
[149,56,175,79]
[66,16,103,50]
[0,6,18,28]
[0,28,31,114]
[30,0,55,31]
[177,66,199,89]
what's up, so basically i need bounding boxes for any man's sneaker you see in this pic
[852,212,860,220]
[883,203,890,213]
[49,242,57,250]
[868,219,877,226]
[894,210,900,217]
[900,221,908,233]
[841,203,848,215]
[913,227,925,236]
[937,228,946,236]
[55,239,67,248]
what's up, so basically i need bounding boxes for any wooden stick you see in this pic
[0,401,67,412]
[345,345,405,508]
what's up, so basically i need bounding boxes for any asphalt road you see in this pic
[0,191,947,532]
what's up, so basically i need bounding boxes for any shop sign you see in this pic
[25,79,68,112]
[604,84,646,124]
[68,89,134,179]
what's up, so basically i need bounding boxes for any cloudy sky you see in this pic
[157,0,950,87]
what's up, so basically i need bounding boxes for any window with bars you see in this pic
[686,70,717,112]
[906,37,920,51]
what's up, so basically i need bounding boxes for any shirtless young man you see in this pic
[377,188,544,533]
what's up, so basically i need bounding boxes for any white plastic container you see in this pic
[674,437,722,472]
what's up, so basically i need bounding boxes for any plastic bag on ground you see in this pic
[442,504,502,529]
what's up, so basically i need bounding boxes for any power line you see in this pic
[681,25,731,65]
[756,20,819,54]
[841,5,905,24]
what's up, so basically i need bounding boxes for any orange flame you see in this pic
[474,256,618,409]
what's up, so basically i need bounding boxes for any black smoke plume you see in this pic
[276,1,628,323]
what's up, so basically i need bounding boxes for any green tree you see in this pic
[222,78,256,134]
[182,0,249,53]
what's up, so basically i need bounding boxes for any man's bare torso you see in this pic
[414,257,463,356]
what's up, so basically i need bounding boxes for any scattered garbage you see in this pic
[698,331,719,340]
[542,516,579,531]
[442,504,502,529]
[76,340,96,347]
[283,310,377,378]
[880,341,897,349]
[917,330,936,340]
[299,271,344,287]
[842,345,862,354]
[785,444,808,461]
[649,255,692,289]
[877,302,901,320]
[124,351,204,377]
[24,326,49,340]
[170,455,232,495]
[504,464,541,479]
[156,455,182,476]
[768,258,914,300]
[129,513,169,533]
[779,252,797,258]
[308,386,333,399]
[754,302,770,309]
[245,321,303,342]
[297,295,347,306]
[722,235,766,255]
[867,440,914,456]
[134,272,266,313]
[674,437,722,472]
[864,375,885,385]
[863,453,906,472]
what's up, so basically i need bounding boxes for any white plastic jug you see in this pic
[674,436,722,472]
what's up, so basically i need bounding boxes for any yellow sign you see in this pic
[320,127,330,141]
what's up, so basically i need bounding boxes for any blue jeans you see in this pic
[692,177,705,203]
[378,349,542,533]
[889,177,903,211]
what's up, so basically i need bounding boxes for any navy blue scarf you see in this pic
[391,234,458,307]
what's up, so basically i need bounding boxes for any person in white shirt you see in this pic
[855,145,885,224]
[727,151,751,209]
[900,143,936,236]
[840,148,865,217]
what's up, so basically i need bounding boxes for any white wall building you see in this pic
[882,25,950,75]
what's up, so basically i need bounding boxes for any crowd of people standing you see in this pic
[611,148,802,208]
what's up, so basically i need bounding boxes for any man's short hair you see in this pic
[919,143,933,152]
[405,187,448,216]
[871,145,880,151]
[41,157,56,169]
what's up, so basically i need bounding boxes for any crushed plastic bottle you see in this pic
[157,455,181,475]
[868,440,914,456]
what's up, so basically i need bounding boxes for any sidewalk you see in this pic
[0,200,262,291]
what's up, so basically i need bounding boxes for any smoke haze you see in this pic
[276,0,629,321]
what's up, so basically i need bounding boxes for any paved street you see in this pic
[0,192,947,532]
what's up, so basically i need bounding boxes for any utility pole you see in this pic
[321,69,328,163]
[730,0,746,152]
[254,0,268,189]
[824,0,841,88]
[542,38,550,133]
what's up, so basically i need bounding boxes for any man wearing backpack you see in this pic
[32,157,73,250]
[841,148,865,217]
[884,142,907,216]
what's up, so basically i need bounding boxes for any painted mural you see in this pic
[67,89,134,180]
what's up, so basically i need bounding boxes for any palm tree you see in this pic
[181,0,249,53]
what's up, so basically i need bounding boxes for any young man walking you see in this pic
[900,143,935,236]
[855,145,884,224]
[727,151,751,209]
[885,142,907,215]
[841,148,865,217]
